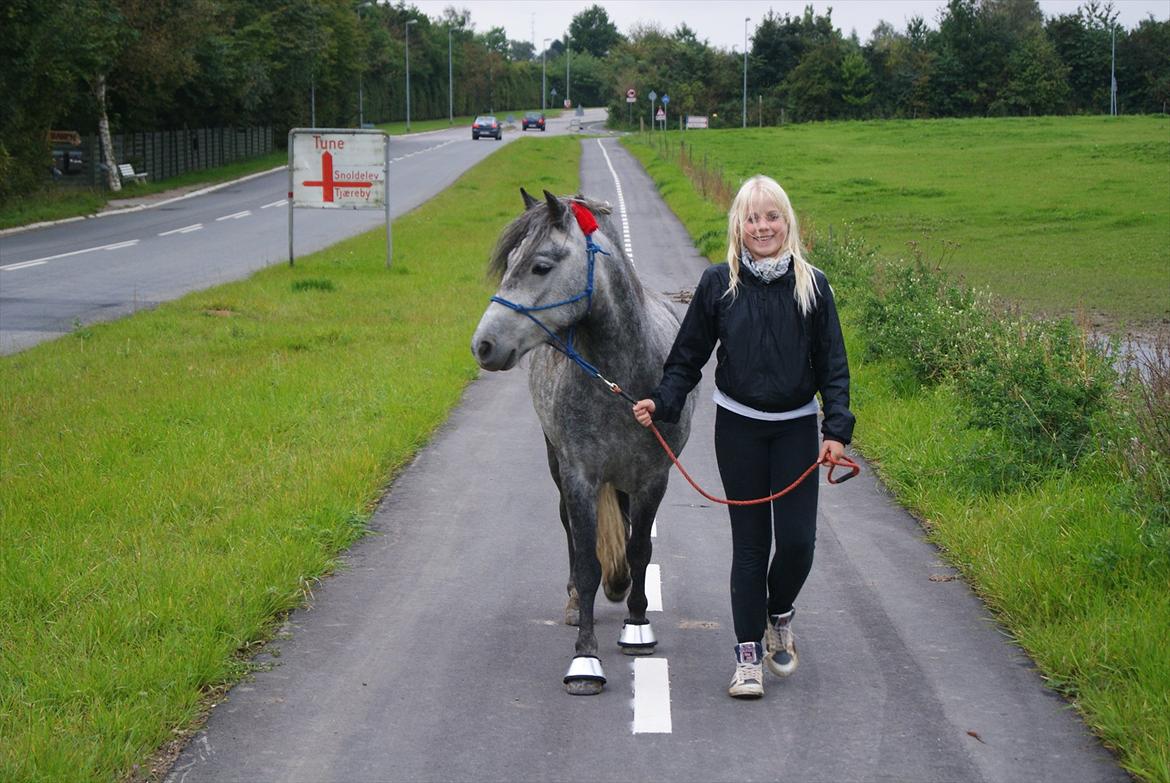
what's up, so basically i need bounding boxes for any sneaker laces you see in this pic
[767,619,795,654]
[732,661,761,685]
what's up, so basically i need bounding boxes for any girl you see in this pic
[633,175,854,699]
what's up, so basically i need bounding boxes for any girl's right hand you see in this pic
[632,399,656,428]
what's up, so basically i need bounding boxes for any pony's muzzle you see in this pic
[471,336,517,371]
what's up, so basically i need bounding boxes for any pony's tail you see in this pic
[597,483,630,602]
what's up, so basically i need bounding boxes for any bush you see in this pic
[815,233,1117,484]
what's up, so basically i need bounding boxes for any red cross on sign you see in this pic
[302,151,372,203]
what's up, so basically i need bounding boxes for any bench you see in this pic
[117,163,148,184]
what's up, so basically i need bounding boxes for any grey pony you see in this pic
[472,189,694,695]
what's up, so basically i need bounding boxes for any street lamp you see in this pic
[448,24,454,124]
[405,18,418,131]
[743,17,750,128]
[542,38,551,112]
[566,34,571,106]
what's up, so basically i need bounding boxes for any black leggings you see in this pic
[714,407,819,644]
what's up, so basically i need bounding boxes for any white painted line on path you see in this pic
[216,210,251,221]
[596,139,634,263]
[0,260,47,272]
[632,658,672,734]
[158,223,203,236]
[260,200,287,209]
[651,518,657,538]
[645,564,663,612]
[101,240,139,251]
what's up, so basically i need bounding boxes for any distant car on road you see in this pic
[522,112,546,132]
[472,115,502,141]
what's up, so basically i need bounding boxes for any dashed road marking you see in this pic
[596,139,634,263]
[645,564,663,612]
[0,259,47,272]
[260,200,287,209]
[216,210,251,221]
[632,658,672,734]
[159,223,203,236]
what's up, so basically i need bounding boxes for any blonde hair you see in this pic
[725,175,819,315]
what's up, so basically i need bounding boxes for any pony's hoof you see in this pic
[618,621,657,656]
[565,678,605,695]
[564,607,580,626]
[563,656,605,695]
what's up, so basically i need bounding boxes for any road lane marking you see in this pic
[158,223,203,236]
[645,564,663,612]
[216,210,251,221]
[597,139,634,263]
[652,518,657,538]
[632,658,672,734]
[1,238,140,269]
[260,200,287,209]
[0,260,48,272]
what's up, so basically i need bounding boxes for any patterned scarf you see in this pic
[741,249,793,284]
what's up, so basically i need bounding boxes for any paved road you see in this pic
[164,139,1124,783]
[0,109,607,355]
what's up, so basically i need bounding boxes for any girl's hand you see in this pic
[820,438,845,464]
[632,399,656,428]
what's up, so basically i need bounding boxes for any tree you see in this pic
[569,5,622,57]
[1045,1,1118,112]
[509,39,535,61]
[991,32,1071,114]
[1117,16,1170,113]
[840,48,875,117]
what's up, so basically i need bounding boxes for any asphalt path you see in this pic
[163,139,1125,782]
[0,109,608,355]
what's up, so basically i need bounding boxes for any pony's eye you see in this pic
[532,261,553,276]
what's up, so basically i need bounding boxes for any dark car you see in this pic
[522,112,546,132]
[472,115,501,141]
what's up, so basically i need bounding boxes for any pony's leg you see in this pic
[545,437,579,626]
[560,473,605,695]
[619,476,668,656]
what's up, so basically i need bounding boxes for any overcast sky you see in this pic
[407,0,1169,51]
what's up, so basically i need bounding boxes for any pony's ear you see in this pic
[520,187,538,210]
[543,190,565,223]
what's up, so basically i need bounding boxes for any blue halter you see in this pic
[490,233,611,379]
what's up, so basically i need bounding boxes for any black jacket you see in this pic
[648,261,855,444]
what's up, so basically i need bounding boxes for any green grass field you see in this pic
[0,136,580,782]
[642,115,1169,327]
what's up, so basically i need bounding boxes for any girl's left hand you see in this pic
[820,439,845,464]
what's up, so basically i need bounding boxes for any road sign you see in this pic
[288,128,391,267]
[686,115,709,129]
[656,108,666,121]
[626,87,636,103]
[649,90,657,102]
[662,95,670,106]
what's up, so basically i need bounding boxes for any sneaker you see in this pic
[764,609,798,677]
[728,641,764,699]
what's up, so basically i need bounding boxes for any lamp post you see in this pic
[542,38,551,112]
[405,18,418,131]
[448,24,454,124]
[566,34,571,106]
[743,17,750,128]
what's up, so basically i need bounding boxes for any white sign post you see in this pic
[288,128,391,267]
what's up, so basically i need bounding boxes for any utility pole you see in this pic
[566,34,571,105]
[1110,24,1118,116]
[448,25,453,124]
[406,18,418,131]
[542,38,550,112]
[743,17,750,128]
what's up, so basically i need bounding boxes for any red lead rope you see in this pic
[647,421,860,506]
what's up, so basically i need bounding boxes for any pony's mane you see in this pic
[488,194,614,282]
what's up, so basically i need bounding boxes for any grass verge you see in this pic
[0,136,581,782]
[633,115,1170,327]
[623,133,1170,783]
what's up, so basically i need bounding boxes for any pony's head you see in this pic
[472,189,610,371]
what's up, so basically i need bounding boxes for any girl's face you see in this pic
[742,199,788,259]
